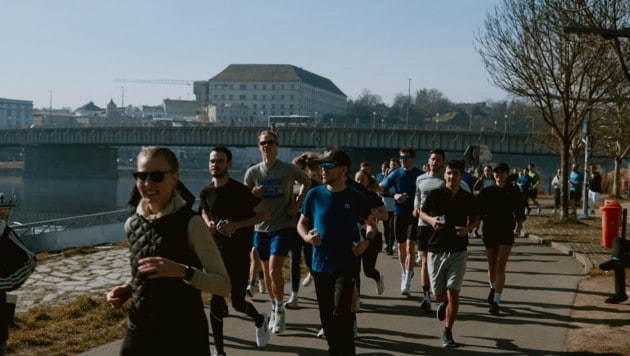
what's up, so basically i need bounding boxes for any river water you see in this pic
[0,169,215,224]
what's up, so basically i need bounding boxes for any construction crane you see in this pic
[114,78,208,119]
[114,79,194,86]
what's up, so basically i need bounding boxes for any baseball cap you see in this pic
[315,148,351,168]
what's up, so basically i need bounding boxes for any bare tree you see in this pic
[475,0,625,220]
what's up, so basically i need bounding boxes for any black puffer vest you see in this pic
[126,208,203,330]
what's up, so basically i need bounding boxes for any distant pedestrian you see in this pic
[380,158,400,255]
[477,163,526,316]
[199,146,272,354]
[516,168,534,215]
[527,163,542,213]
[551,169,561,214]
[569,164,584,215]
[588,165,602,214]
[419,159,478,348]
[107,146,231,356]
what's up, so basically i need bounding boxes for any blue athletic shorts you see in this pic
[254,228,296,260]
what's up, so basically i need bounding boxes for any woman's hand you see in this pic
[137,257,186,279]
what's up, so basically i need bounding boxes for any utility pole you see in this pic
[406,78,411,129]
[121,86,125,108]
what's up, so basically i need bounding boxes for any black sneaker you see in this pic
[487,288,495,305]
[489,302,500,316]
[599,259,623,271]
[605,294,628,304]
[441,329,458,348]
[436,301,448,321]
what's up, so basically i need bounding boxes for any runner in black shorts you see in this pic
[380,146,423,297]
[477,162,526,316]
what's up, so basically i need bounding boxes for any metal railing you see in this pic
[10,209,128,237]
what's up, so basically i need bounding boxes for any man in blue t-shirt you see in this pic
[298,148,374,355]
[380,146,423,297]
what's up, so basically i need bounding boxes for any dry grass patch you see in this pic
[8,295,128,355]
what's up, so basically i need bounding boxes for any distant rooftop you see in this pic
[209,64,346,97]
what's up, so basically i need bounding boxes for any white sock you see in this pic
[493,292,502,304]
[400,263,405,276]
[489,281,496,289]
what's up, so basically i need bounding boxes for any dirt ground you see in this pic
[564,274,630,354]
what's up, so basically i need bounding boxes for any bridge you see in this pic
[0,125,555,177]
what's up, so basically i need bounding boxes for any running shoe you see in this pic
[285,295,299,310]
[376,273,385,295]
[442,329,458,348]
[246,284,255,298]
[255,313,270,347]
[487,288,495,305]
[273,310,285,334]
[302,273,313,287]
[436,301,448,321]
[316,328,325,338]
[258,280,266,294]
[419,296,431,310]
[605,294,628,304]
[489,301,500,316]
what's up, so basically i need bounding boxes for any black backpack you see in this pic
[0,221,36,291]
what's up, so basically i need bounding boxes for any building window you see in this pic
[240,84,246,90]
[240,95,246,100]
[262,104,266,109]
[262,95,266,100]
[253,84,257,89]
[271,95,275,100]
[263,84,267,90]
[253,94,257,100]
[272,84,275,90]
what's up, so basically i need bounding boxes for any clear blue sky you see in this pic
[1,0,505,110]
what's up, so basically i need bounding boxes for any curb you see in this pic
[527,234,593,273]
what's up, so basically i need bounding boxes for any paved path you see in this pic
[75,236,583,355]
[11,197,626,354]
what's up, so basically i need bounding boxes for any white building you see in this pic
[0,98,33,128]
[194,64,347,125]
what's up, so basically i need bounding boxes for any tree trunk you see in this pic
[612,157,622,198]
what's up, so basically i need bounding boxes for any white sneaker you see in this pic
[415,253,421,266]
[246,284,255,298]
[285,294,299,310]
[273,309,285,334]
[302,273,313,287]
[255,312,270,347]
[376,273,385,295]
[258,280,266,294]
[316,328,325,338]
[268,310,276,329]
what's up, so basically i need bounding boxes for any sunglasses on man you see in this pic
[132,171,174,183]
[319,162,339,170]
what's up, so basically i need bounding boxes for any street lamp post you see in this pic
[579,115,592,220]
[372,111,376,129]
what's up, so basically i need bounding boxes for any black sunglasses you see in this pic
[258,140,276,146]
[132,171,174,183]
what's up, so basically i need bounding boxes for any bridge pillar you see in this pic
[24,145,118,178]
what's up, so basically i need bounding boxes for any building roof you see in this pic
[209,64,346,97]
[74,101,103,113]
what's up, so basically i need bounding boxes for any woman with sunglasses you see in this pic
[107,146,231,356]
